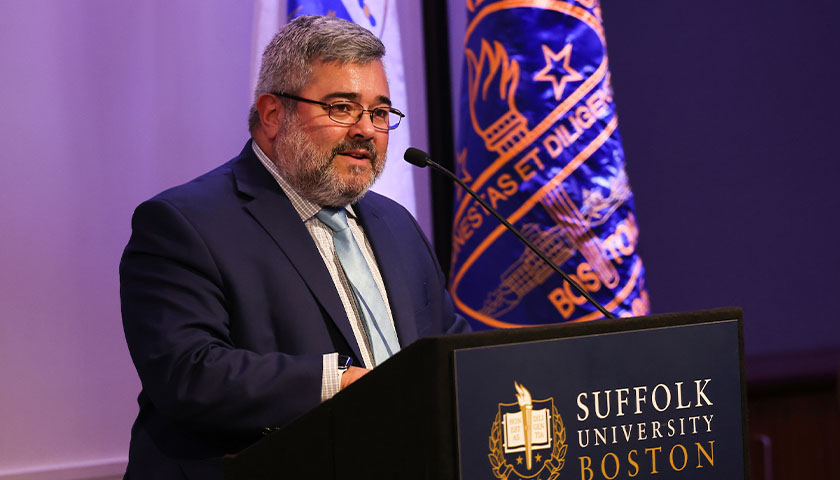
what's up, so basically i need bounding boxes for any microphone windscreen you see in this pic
[403,147,430,168]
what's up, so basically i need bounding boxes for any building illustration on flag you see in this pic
[452,0,649,329]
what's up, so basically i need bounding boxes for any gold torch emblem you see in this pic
[515,382,535,470]
[489,382,566,480]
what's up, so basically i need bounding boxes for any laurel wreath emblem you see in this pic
[489,404,567,480]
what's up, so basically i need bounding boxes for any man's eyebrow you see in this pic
[323,92,392,106]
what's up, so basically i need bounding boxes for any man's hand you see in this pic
[340,366,370,390]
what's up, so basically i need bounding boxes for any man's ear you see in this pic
[256,93,285,141]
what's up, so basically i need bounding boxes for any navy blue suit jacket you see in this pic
[120,142,468,478]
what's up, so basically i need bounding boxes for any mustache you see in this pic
[330,140,377,162]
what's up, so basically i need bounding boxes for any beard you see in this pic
[272,113,386,207]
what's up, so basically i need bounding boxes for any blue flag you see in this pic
[288,0,354,20]
[452,1,649,329]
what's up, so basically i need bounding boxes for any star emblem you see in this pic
[533,43,583,101]
[516,455,523,465]
[535,453,543,462]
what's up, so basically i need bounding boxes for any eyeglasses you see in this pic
[271,91,405,131]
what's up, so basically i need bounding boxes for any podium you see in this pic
[225,308,748,479]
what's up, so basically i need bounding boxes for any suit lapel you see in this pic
[355,198,420,347]
[231,144,363,361]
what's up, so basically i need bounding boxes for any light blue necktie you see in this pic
[316,207,400,365]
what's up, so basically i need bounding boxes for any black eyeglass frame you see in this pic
[271,91,405,131]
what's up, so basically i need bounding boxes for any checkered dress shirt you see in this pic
[252,141,395,401]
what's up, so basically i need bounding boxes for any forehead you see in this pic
[301,60,390,101]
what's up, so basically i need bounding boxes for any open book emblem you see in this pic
[489,382,567,480]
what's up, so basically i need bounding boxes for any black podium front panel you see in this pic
[454,318,745,480]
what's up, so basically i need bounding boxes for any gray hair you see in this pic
[248,15,386,132]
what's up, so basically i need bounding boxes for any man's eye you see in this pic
[331,103,355,114]
[372,108,390,119]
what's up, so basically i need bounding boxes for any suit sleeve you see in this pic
[120,198,322,434]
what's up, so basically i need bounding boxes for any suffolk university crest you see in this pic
[489,383,567,480]
[452,1,649,328]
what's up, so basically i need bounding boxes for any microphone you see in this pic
[404,147,431,168]
[404,147,616,320]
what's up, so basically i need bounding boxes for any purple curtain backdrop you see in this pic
[0,0,254,473]
[598,0,840,357]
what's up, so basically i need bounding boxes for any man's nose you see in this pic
[347,112,377,139]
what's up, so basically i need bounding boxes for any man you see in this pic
[120,15,468,479]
